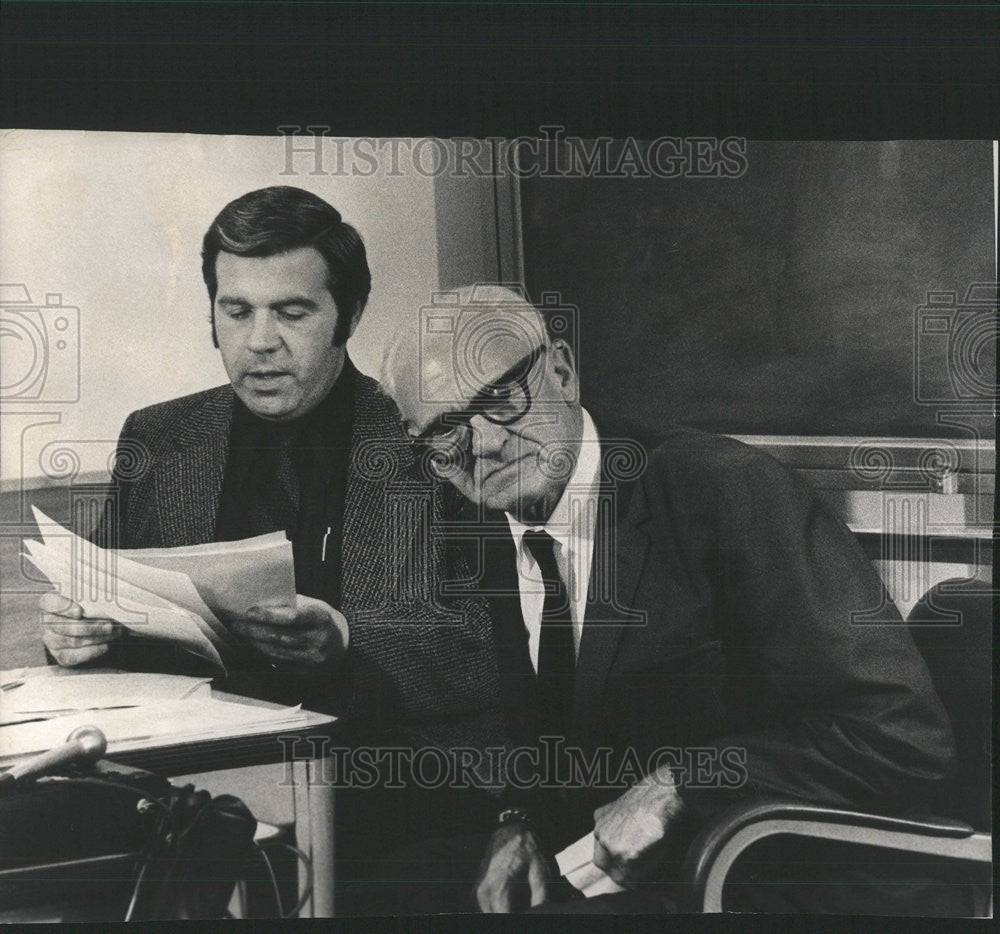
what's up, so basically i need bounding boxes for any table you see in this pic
[0,667,342,918]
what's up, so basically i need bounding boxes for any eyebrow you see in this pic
[472,343,544,400]
[413,345,544,441]
[215,295,319,310]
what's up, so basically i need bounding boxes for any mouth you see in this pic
[245,370,291,384]
[477,454,531,490]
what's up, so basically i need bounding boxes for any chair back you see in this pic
[906,579,992,831]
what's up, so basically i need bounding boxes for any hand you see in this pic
[475,821,551,913]
[592,767,685,887]
[40,592,122,667]
[230,595,349,668]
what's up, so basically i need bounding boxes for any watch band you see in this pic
[497,807,533,826]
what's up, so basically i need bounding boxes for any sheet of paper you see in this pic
[31,506,236,648]
[23,542,226,671]
[33,506,296,626]
[126,531,288,557]
[0,698,308,760]
[1,672,211,717]
[555,832,626,898]
[124,538,296,625]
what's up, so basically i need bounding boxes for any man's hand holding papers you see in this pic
[28,507,312,674]
[40,593,123,667]
[231,596,349,670]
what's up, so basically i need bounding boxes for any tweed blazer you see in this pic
[95,372,504,738]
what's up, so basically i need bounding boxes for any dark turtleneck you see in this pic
[215,356,356,611]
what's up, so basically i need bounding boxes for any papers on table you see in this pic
[24,507,297,672]
[555,832,626,898]
[0,696,310,761]
[1,672,211,719]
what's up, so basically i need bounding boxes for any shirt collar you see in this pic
[506,407,601,553]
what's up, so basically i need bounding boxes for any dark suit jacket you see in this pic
[90,372,505,744]
[474,427,955,851]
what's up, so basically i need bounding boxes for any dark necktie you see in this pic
[523,529,575,739]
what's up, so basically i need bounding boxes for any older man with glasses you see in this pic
[375,284,959,917]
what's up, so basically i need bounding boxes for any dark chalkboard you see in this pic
[520,141,995,440]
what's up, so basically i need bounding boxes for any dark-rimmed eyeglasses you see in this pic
[414,344,545,449]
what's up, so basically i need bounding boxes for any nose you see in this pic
[469,415,507,458]
[246,310,282,354]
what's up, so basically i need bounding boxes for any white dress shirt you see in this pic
[505,409,602,672]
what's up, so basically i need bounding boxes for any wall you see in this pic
[519,140,996,441]
[0,131,441,487]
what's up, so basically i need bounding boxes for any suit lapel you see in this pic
[340,375,419,613]
[154,388,232,547]
[572,456,649,736]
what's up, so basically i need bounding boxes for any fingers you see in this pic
[51,644,111,667]
[39,593,83,618]
[476,852,512,913]
[242,604,308,628]
[475,828,548,914]
[39,594,120,666]
[477,860,542,913]
[476,869,516,913]
[527,857,549,907]
[592,832,635,887]
[231,612,308,647]
[241,598,334,629]
[592,833,613,872]
[43,617,119,638]
[230,599,348,666]
[42,628,112,667]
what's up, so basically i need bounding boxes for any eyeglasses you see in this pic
[415,344,545,450]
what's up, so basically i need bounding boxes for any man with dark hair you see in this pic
[40,185,501,742]
[201,186,370,348]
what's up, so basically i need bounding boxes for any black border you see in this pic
[3,1,998,138]
[2,2,995,930]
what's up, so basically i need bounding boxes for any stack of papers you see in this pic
[0,671,211,723]
[23,507,297,672]
[0,670,313,762]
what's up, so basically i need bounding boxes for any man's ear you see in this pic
[346,300,365,340]
[549,339,579,400]
[334,300,365,347]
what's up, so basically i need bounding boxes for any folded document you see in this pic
[25,507,297,672]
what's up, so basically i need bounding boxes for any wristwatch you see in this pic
[497,807,532,827]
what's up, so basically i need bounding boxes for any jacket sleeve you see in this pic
[339,478,506,741]
[87,412,142,550]
[44,414,143,668]
[675,448,955,822]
